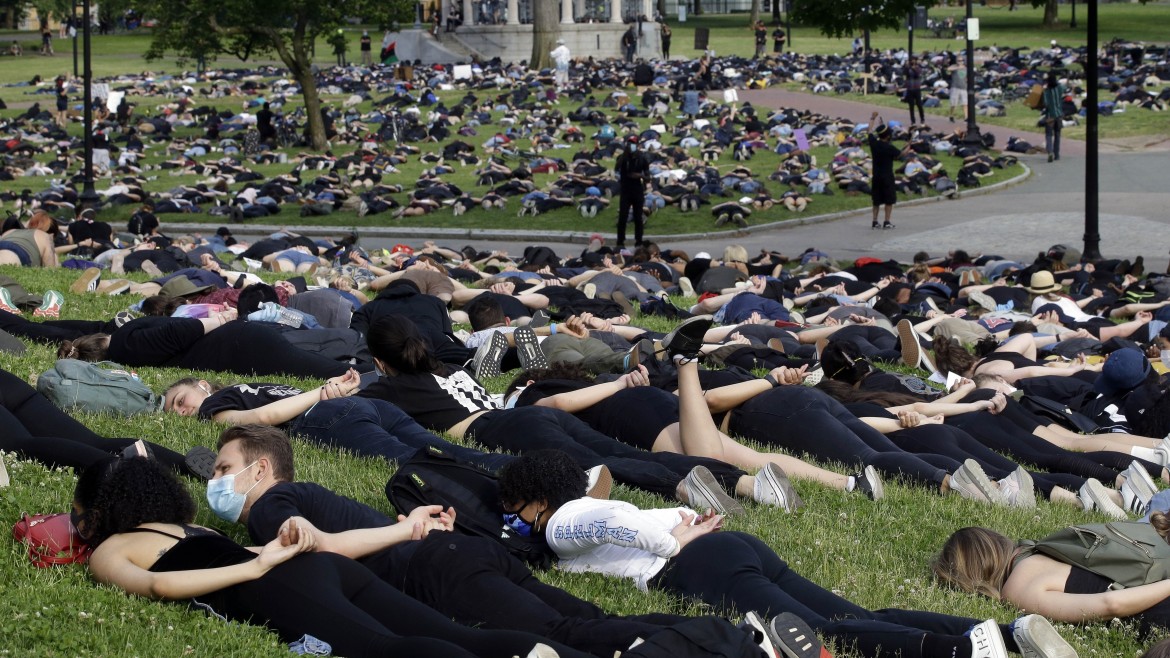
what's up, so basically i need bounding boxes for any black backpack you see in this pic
[386,446,556,568]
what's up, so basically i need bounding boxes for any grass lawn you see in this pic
[0,263,1159,656]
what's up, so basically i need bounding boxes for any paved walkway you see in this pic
[188,90,1170,272]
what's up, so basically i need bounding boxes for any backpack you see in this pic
[386,446,556,568]
[37,359,162,416]
[1020,521,1170,589]
[12,513,92,568]
[624,617,767,658]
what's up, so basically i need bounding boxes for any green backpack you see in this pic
[37,359,162,416]
[1019,521,1170,589]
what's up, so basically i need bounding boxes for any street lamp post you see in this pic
[1070,0,1077,29]
[962,0,981,145]
[79,0,98,208]
[907,11,913,57]
[1082,0,1100,259]
[72,3,79,78]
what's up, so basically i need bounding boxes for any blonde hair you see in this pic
[931,527,1016,600]
[723,244,749,265]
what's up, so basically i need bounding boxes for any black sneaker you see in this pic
[513,326,548,371]
[851,465,885,500]
[768,612,828,658]
[184,446,218,481]
[661,315,714,361]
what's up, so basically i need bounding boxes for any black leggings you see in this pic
[470,406,749,499]
[730,387,951,488]
[0,309,114,343]
[218,551,591,658]
[828,325,901,363]
[886,424,1086,498]
[0,368,194,475]
[395,533,688,657]
[651,532,1019,658]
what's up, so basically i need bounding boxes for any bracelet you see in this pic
[764,374,779,388]
[550,323,557,335]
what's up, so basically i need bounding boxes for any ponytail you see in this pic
[367,315,444,375]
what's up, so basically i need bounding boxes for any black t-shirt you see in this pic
[615,151,649,191]
[868,134,902,182]
[843,401,897,420]
[198,383,304,421]
[772,29,786,44]
[358,368,497,433]
[127,210,159,236]
[108,317,205,367]
[360,36,372,51]
[755,28,766,45]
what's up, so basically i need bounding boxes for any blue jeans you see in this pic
[287,397,513,472]
[1044,119,1062,158]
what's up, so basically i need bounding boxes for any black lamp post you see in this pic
[79,0,98,208]
[1082,0,1099,259]
[72,3,79,78]
[1070,0,1077,29]
[907,11,913,58]
[962,0,981,145]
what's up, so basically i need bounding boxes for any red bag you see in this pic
[12,513,91,567]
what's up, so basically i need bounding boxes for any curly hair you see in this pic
[497,449,587,512]
[505,362,596,396]
[74,457,197,546]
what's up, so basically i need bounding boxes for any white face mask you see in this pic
[206,461,262,523]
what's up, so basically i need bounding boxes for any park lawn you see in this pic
[0,72,1026,236]
[0,262,1155,656]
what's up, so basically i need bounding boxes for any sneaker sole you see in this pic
[1126,460,1158,504]
[184,446,218,481]
[1080,478,1127,520]
[660,315,714,360]
[1012,615,1078,658]
[1011,466,1037,509]
[473,332,508,380]
[585,465,613,500]
[951,460,1003,504]
[70,268,101,294]
[685,466,745,516]
[514,326,548,371]
[760,463,804,512]
[862,464,885,501]
[768,612,826,658]
[897,319,921,370]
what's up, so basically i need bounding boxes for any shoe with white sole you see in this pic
[678,276,695,297]
[0,287,21,314]
[967,619,1008,658]
[950,459,1004,505]
[1078,478,1127,520]
[680,465,744,516]
[1010,614,1078,658]
[470,331,508,381]
[998,466,1036,509]
[585,465,613,500]
[32,290,64,318]
[753,463,804,513]
[70,267,101,294]
[851,465,885,501]
[1120,460,1157,516]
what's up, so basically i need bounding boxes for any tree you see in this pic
[791,0,921,38]
[749,0,761,25]
[528,0,557,69]
[1032,0,1059,28]
[139,0,412,150]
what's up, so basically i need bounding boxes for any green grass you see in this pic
[0,264,1157,656]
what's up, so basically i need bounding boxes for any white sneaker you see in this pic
[680,466,745,516]
[0,454,9,488]
[1078,478,1127,520]
[741,611,779,658]
[1121,460,1157,516]
[678,276,695,297]
[525,643,560,658]
[1010,614,1078,658]
[950,460,1004,505]
[753,463,804,513]
[967,619,1008,658]
[1155,437,1170,467]
[998,466,1036,509]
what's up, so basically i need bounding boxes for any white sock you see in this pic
[1131,446,1162,463]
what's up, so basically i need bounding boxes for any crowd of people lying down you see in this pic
[3,227,1170,657]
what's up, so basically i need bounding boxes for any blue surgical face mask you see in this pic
[206,461,261,523]
[628,145,637,153]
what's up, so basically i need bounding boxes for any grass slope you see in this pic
[0,263,1156,656]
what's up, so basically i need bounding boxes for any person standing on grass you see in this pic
[867,112,908,230]
[771,24,787,55]
[660,23,671,59]
[550,38,570,91]
[40,24,53,55]
[360,31,372,66]
[1041,70,1066,163]
[752,20,767,59]
[614,135,648,249]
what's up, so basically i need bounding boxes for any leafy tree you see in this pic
[749,0,761,25]
[138,0,412,150]
[791,0,922,38]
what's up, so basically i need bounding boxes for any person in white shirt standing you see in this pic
[551,38,571,92]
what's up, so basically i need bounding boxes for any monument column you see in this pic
[609,0,620,22]
[562,0,574,23]
[508,0,519,24]
[463,0,474,25]
[643,0,652,18]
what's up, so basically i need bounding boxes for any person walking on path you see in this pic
[1041,71,1066,163]
[614,135,649,248]
[868,112,909,230]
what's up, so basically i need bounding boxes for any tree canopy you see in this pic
[138,0,412,149]
[791,0,926,39]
